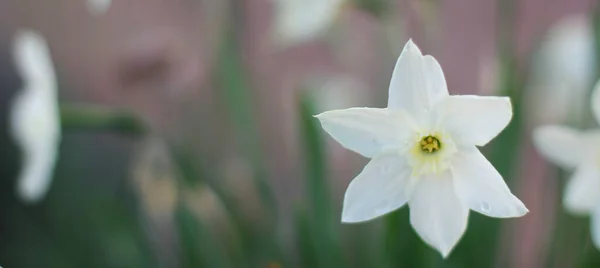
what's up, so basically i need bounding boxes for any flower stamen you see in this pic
[420,135,441,153]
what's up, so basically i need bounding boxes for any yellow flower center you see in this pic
[407,132,457,177]
[420,135,441,153]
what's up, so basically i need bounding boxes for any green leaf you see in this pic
[297,92,345,268]
[60,104,146,136]
[175,205,230,268]
[214,29,277,221]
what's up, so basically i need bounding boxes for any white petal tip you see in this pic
[17,186,45,204]
[17,178,47,204]
[341,218,356,224]
[507,198,529,217]
[487,198,529,218]
[436,245,456,259]
[314,110,330,118]
[402,38,422,55]
[15,163,55,204]
[341,210,379,224]
[520,205,530,215]
[341,213,363,224]
[510,206,529,218]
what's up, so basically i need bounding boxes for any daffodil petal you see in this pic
[315,107,415,157]
[387,39,449,119]
[12,30,57,88]
[451,148,528,218]
[423,55,449,106]
[341,154,414,223]
[16,149,59,203]
[532,125,584,169]
[409,172,468,258]
[10,30,61,204]
[439,95,512,147]
[564,160,600,214]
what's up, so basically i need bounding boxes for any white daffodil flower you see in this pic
[87,0,112,16]
[533,80,600,250]
[526,15,596,125]
[315,40,528,257]
[272,0,345,46]
[10,30,61,203]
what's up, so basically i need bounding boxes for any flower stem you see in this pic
[60,104,147,136]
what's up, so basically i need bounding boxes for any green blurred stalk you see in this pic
[201,1,281,265]
[169,148,253,266]
[299,94,331,229]
[352,0,389,18]
[60,104,146,136]
[298,93,344,268]
[175,205,230,268]
[214,34,281,268]
[383,209,436,268]
[215,15,277,223]
[294,207,319,268]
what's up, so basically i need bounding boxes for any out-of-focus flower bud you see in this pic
[310,75,369,113]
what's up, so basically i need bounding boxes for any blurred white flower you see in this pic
[272,0,346,46]
[526,15,596,125]
[10,30,61,203]
[87,0,112,16]
[312,75,368,112]
[315,40,528,257]
[533,80,600,250]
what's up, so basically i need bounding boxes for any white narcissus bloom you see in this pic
[526,15,596,125]
[272,0,345,46]
[315,40,528,257]
[533,80,600,250]
[10,30,61,203]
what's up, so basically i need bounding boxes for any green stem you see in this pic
[60,104,147,136]
[217,0,277,220]
[298,92,344,268]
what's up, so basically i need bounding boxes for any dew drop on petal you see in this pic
[480,202,491,213]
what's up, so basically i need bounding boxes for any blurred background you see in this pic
[1,0,600,267]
